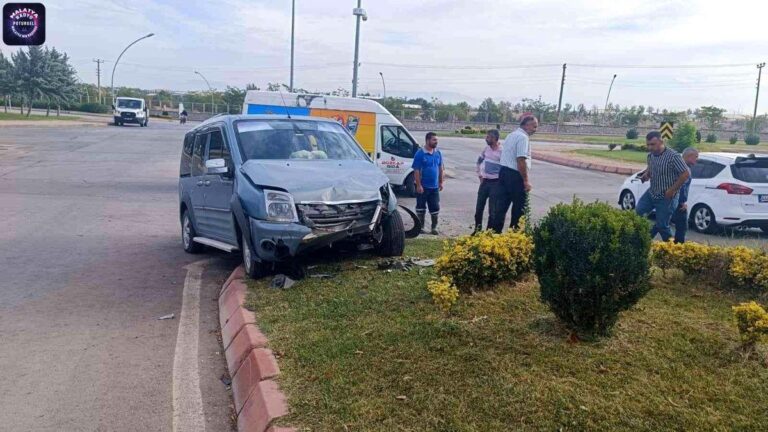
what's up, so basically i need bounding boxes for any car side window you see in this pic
[690,160,725,179]
[381,126,418,159]
[205,128,232,167]
[191,133,207,177]
[180,132,194,177]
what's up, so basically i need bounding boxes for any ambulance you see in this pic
[242,91,420,195]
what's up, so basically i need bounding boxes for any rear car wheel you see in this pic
[619,190,636,210]
[690,204,718,234]
[241,232,266,279]
[181,210,203,253]
[375,210,405,257]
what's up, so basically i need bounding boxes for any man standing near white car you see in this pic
[671,147,699,243]
[636,131,690,241]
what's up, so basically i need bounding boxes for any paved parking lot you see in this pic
[0,122,764,431]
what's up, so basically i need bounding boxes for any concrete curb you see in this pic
[532,151,637,176]
[219,266,295,432]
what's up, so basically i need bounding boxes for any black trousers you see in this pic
[474,178,499,229]
[490,167,527,233]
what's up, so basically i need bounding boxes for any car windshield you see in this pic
[117,99,142,109]
[731,158,768,184]
[235,119,367,161]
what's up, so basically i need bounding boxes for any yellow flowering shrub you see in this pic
[651,241,768,292]
[732,301,768,348]
[727,246,768,290]
[435,230,533,292]
[650,241,728,276]
[427,276,459,313]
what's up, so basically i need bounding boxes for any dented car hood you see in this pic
[240,159,389,203]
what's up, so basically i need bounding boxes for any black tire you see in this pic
[375,210,406,257]
[181,210,203,253]
[619,190,636,210]
[241,232,266,279]
[403,173,416,197]
[690,204,718,234]
[760,225,768,234]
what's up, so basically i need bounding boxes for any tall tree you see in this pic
[11,46,50,116]
[695,106,726,129]
[0,50,13,112]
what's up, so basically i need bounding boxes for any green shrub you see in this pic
[462,125,472,130]
[608,143,618,151]
[77,103,110,114]
[625,128,638,139]
[459,128,476,135]
[730,135,738,144]
[435,230,533,292]
[695,130,702,143]
[533,200,652,337]
[705,133,717,143]
[745,134,760,145]
[454,129,460,134]
[669,122,698,152]
[622,143,645,152]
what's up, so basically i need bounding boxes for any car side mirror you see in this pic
[205,158,229,175]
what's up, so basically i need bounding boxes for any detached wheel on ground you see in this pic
[181,210,203,253]
[241,232,266,279]
[690,204,718,234]
[375,210,406,257]
[619,190,636,210]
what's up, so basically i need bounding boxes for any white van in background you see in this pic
[243,91,420,195]
[112,97,149,127]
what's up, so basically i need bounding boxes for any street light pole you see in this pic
[752,62,765,133]
[351,0,367,98]
[289,0,295,92]
[194,70,214,113]
[604,74,617,112]
[110,33,154,101]
[379,72,386,99]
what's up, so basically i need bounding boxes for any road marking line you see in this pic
[172,260,208,432]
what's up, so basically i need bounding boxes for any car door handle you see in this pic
[196,180,204,186]
[204,180,211,186]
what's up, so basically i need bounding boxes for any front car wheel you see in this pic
[375,210,406,257]
[619,190,636,210]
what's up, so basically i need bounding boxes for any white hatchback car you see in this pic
[618,152,768,234]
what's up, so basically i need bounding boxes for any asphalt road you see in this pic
[0,123,764,431]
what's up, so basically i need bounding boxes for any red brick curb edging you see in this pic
[532,151,637,176]
[219,266,295,432]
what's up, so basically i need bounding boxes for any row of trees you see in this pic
[0,47,79,116]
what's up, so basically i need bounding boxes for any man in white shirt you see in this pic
[489,115,537,232]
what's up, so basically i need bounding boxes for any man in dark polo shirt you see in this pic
[635,131,690,241]
[412,132,444,235]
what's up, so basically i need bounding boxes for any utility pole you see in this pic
[555,63,566,133]
[351,0,367,98]
[289,0,295,92]
[93,59,105,104]
[752,62,765,133]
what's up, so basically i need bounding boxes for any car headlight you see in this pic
[264,190,298,222]
[136,111,145,117]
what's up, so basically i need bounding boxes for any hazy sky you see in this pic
[6,0,768,113]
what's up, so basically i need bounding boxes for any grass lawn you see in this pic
[0,112,79,121]
[571,148,649,164]
[246,239,768,431]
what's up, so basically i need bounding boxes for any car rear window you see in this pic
[731,158,768,183]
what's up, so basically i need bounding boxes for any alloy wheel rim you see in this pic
[622,193,634,209]
[183,216,191,247]
[695,208,711,230]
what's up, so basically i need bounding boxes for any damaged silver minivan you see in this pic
[178,114,406,277]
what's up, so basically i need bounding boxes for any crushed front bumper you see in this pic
[248,199,384,262]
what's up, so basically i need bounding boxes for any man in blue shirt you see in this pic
[671,147,699,243]
[412,132,444,235]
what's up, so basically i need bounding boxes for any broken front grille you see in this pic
[297,200,379,231]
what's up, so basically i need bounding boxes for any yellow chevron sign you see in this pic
[660,122,674,140]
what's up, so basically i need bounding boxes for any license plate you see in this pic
[760,195,768,203]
